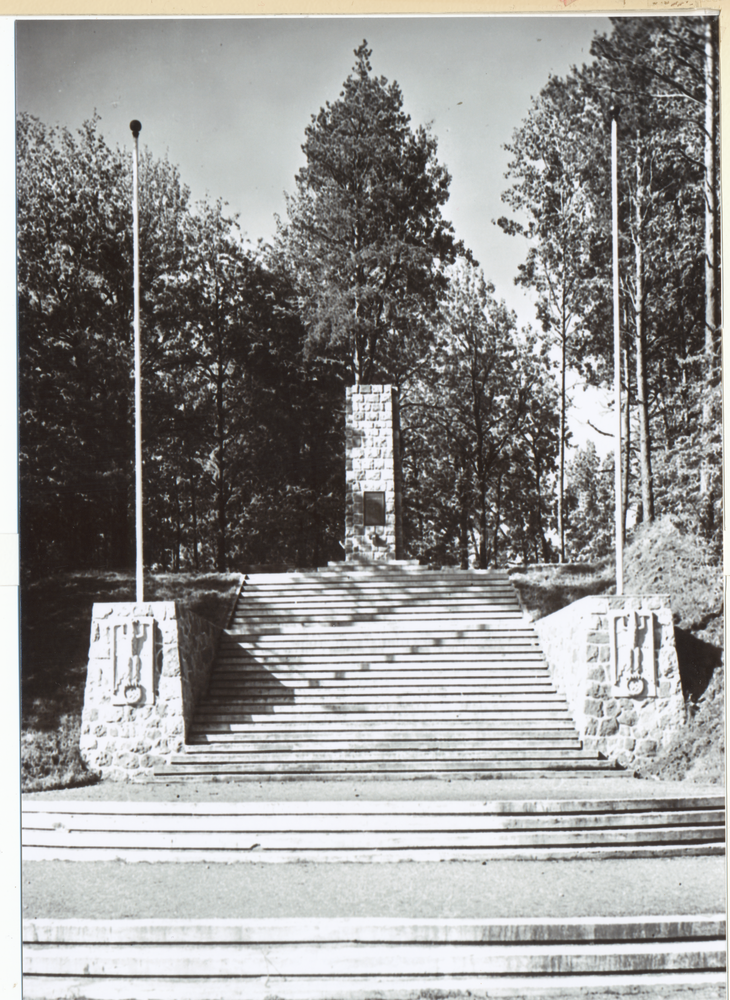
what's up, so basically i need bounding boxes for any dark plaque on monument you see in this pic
[363,491,386,526]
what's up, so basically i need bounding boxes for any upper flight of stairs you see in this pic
[156,566,618,781]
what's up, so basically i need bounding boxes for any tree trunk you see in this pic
[493,472,502,567]
[174,478,181,572]
[557,293,567,563]
[621,345,630,546]
[189,461,199,571]
[458,489,469,570]
[478,497,488,570]
[633,142,654,523]
[701,15,719,494]
[215,343,227,572]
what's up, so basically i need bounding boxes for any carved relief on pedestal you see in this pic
[110,617,155,706]
[608,609,656,698]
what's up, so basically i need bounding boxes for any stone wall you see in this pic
[79,602,221,781]
[534,595,685,768]
[345,385,403,561]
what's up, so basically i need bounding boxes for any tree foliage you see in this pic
[564,443,615,561]
[17,113,343,577]
[497,14,718,556]
[402,262,558,567]
[18,112,191,571]
[275,42,466,386]
[497,72,607,561]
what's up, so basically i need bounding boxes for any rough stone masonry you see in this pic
[345,384,403,561]
[535,595,685,768]
[79,601,221,780]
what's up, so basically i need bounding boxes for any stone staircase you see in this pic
[155,566,617,781]
[23,915,726,999]
[22,794,726,862]
[26,566,724,999]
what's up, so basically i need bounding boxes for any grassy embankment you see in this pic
[21,519,723,790]
[21,572,241,792]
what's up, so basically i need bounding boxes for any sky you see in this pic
[15,14,618,447]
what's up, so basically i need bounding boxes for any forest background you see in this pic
[15,15,721,576]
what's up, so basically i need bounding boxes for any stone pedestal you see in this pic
[79,601,221,781]
[534,594,685,768]
[345,385,403,561]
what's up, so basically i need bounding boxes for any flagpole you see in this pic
[610,104,623,597]
[130,120,144,603]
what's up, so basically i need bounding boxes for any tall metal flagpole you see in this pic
[130,120,144,603]
[610,105,623,597]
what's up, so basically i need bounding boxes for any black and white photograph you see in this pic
[15,11,725,999]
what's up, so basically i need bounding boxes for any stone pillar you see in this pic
[345,385,403,561]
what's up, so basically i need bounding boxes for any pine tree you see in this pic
[276,41,465,385]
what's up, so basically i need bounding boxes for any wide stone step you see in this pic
[222,630,535,643]
[23,914,726,1000]
[26,823,722,855]
[154,758,614,775]
[186,737,585,750]
[192,719,579,733]
[221,633,541,644]
[23,798,724,862]
[204,684,559,697]
[172,748,602,763]
[192,709,575,725]
[209,668,553,680]
[218,648,545,660]
[240,580,518,589]
[231,612,524,626]
[227,622,537,636]
[198,692,564,706]
[191,734,583,749]
[235,600,523,610]
[223,631,539,645]
[223,633,538,644]
[254,580,512,588]
[219,653,547,666]
[22,912,726,942]
[236,592,521,605]
[245,571,515,584]
[212,662,549,677]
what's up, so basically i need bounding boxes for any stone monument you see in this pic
[345,385,403,561]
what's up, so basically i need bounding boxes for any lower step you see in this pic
[22,972,728,1000]
[155,759,616,778]
[23,915,727,998]
[172,749,604,763]
[23,797,724,862]
[186,738,586,750]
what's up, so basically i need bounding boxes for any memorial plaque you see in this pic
[111,617,156,706]
[363,491,386,526]
[608,609,656,698]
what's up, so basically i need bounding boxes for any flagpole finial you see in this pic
[130,120,142,138]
